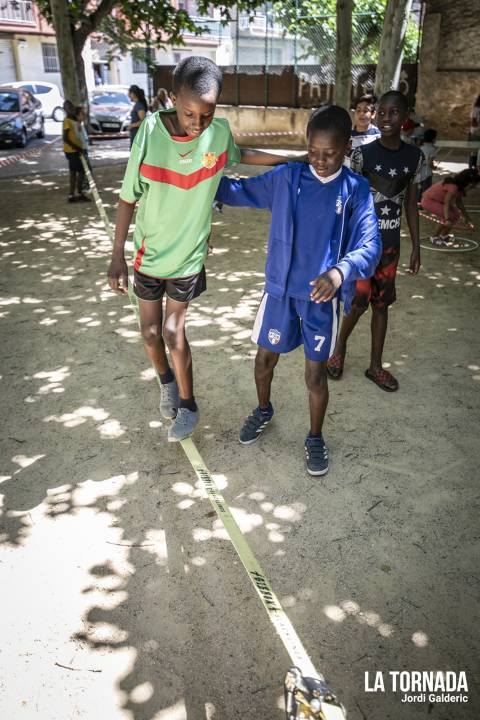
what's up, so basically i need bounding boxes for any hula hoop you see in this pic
[420,236,479,252]
[418,208,474,232]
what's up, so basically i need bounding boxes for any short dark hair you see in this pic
[354,94,377,110]
[172,56,222,97]
[307,105,352,143]
[422,128,437,144]
[378,90,409,113]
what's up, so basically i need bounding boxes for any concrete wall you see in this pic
[416,0,480,139]
[215,105,309,148]
[15,35,62,87]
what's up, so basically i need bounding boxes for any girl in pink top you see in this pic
[421,168,478,244]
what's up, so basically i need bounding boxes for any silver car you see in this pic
[89,86,131,134]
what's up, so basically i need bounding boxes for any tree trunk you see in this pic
[49,0,81,105]
[375,0,413,97]
[73,35,89,111]
[334,0,353,109]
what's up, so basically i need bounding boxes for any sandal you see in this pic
[327,353,345,379]
[365,368,399,392]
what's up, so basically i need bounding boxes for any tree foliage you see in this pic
[36,0,266,64]
[272,0,419,65]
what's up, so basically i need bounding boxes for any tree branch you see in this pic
[74,0,118,47]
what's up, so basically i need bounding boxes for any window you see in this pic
[132,47,155,74]
[42,44,59,73]
[0,92,20,112]
[91,91,131,106]
[35,85,52,94]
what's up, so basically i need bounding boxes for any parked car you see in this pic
[4,81,64,121]
[0,87,44,148]
[89,85,132,134]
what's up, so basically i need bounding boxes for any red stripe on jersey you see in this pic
[134,237,146,271]
[140,150,228,190]
[171,134,195,142]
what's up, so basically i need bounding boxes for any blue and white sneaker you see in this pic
[304,434,329,476]
[168,407,199,442]
[239,405,274,445]
[159,379,179,420]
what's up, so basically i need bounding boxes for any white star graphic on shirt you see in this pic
[403,166,409,173]
[388,168,397,177]
[380,205,391,216]
[375,164,382,171]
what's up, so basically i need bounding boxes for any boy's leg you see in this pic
[301,298,335,476]
[163,297,193,402]
[304,362,329,475]
[77,169,85,195]
[239,347,279,445]
[69,171,76,197]
[163,296,201,441]
[138,298,170,376]
[240,292,301,445]
[254,347,280,407]
[369,306,389,374]
[365,247,399,392]
[327,287,368,378]
[305,359,328,436]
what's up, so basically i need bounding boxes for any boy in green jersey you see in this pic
[108,56,295,441]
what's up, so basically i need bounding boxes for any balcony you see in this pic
[238,12,285,38]
[0,0,36,24]
[182,16,231,41]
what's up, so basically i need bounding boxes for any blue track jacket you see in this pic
[216,163,381,313]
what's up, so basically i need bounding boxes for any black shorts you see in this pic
[65,151,83,172]
[133,267,207,303]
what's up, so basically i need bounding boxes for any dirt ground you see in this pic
[0,160,479,720]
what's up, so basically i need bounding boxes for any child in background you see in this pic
[108,56,304,442]
[418,128,437,199]
[216,106,381,476]
[420,168,478,245]
[350,94,380,151]
[75,105,93,190]
[327,91,428,393]
[62,100,90,203]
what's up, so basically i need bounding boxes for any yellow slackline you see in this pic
[82,155,347,720]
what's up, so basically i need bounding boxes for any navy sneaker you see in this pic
[304,434,329,476]
[239,405,274,445]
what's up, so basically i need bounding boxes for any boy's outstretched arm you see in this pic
[405,182,421,275]
[240,148,307,165]
[107,199,136,294]
[216,167,280,209]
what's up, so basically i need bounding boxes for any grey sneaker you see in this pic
[159,379,179,419]
[168,407,199,442]
[304,434,329,476]
[239,405,274,445]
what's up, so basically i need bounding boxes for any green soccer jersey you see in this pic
[120,110,241,278]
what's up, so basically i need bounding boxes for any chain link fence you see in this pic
[154,2,421,108]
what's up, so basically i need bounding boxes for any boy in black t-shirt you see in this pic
[327,91,428,392]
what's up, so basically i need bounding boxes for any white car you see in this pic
[4,81,64,120]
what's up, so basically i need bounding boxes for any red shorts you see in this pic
[353,246,400,310]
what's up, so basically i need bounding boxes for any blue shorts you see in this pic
[252,293,339,361]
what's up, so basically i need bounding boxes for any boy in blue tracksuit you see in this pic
[216,105,381,476]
